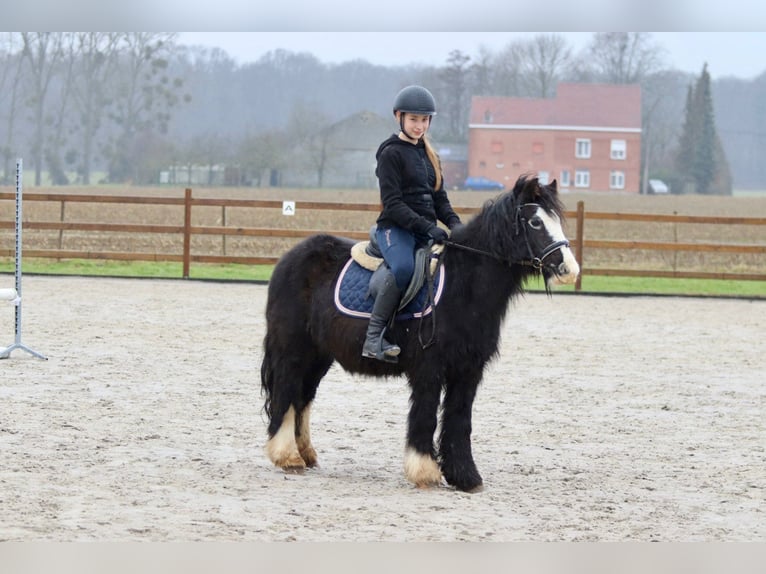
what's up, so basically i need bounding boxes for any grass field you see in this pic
[1,185,765,297]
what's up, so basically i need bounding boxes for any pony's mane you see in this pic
[506,174,564,219]
[478,175,564,230]
[456,174,565,262]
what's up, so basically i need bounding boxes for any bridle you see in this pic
[442,203,570,271]
[419,201,568,349]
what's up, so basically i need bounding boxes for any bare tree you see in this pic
[179,131,231,185]
[469,46,495,97]
[439,50,471,140]
[20,32,65,185]
[70,32,121,184]
[520,34,573,98]
[286,101,335,187]
[45,33,78,185]
[492,40,526,97]
[104,32,187,183]
[640,70,689,194]
[585,32,665,84]
[237,130,288,187]
[0,33,24,183]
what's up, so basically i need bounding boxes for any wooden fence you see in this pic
[1,189,765,290]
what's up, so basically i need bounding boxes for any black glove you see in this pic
[427,225,449,244]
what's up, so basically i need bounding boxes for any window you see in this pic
[575,138,591,159]
[611,139,626,160]
[538,171,549,185]
[560,170,570,187]
[575,170,590,188]
[610,171,625,189]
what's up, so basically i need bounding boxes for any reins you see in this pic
[441,202,569,270]
[417,201,569,349]
[442,235,570,270]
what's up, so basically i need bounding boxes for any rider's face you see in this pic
[398,113,431,139]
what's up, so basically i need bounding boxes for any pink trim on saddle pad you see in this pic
[333,258,445,319]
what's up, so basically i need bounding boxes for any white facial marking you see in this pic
[536,207,580,286]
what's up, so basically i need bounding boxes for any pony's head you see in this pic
[471,174,580,290]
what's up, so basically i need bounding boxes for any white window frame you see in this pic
[537,171,549,185]
[575,170,590,188]
[610,170,625,189]
[575,138,591,159]
[560,170,570,187]
[611,139,626,160]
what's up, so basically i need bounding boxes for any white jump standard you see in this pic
[1,159,47,360]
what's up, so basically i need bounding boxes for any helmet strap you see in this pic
[399,114,414,140]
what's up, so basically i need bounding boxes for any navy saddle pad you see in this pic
[334,258,445,320]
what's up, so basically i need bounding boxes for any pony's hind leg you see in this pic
[265,405,306,472]
[263,346,332,472]
[293,355,333,468]
[295,403,318,467]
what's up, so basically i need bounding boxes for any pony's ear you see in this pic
[549,179,558,193]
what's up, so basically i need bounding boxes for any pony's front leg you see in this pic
[439,378,483,492]
[404,377,443,488]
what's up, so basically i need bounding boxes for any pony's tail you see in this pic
[260,334,275,423]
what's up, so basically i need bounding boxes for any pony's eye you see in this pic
[528,216,543,230]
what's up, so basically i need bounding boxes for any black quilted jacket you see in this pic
[374,134,461,236]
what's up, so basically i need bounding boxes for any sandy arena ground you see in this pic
[0,275,763,541]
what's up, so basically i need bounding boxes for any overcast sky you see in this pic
[10,0,766,80]
[177,32,766,80]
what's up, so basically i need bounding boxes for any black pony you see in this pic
[260,175,579,492]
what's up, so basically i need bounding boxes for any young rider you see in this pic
[362,85,462,363]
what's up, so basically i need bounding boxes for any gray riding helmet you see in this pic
[392,85,437,117]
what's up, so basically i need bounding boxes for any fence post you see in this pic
[58,198,65,253]
[182,188,192,278]
[575,201,585,292]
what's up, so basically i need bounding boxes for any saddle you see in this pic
[334,227,446,320]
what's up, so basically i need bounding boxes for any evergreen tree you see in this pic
[676,84,695,189]
[693,64,716,194]
[675,63,732,195]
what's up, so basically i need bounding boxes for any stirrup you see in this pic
[362,337,400,364]
[362,348,400,364]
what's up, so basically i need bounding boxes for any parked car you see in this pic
[464,176,505,191]
[648,179,670,194]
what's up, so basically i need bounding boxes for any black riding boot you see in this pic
[362,269,402,363]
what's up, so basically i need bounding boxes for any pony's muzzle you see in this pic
[555,257,580,285]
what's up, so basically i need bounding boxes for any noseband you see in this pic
[442,203,569,270]
[515,203,571,270]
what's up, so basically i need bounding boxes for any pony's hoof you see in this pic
[464,483,484,493]
[449,478,484,493]
[299,446,319,468]
[283,465,306,475]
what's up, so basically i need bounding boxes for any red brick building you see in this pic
[467,83,642,193]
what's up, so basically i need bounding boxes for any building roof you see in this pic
[469,83,642,131]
